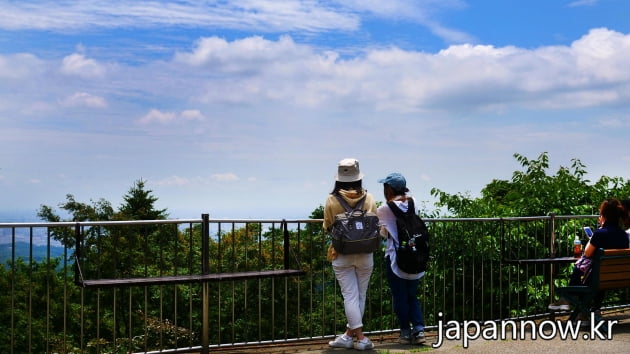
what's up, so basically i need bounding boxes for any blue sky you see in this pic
[1,0,630,220]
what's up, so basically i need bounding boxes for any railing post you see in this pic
[202,214,210,275]
[74,222,81,285]
[201,214,209,354]
[549,212,557,303]
[283,220,290,270]
[499,217,504,320]
[549,212,556,258]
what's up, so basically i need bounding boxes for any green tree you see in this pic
[431,152,630,217]
[115,179,168,221]
[428,152,630,318]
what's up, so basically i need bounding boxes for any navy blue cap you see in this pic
[378,172,408,192]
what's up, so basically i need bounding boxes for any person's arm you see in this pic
[583,241,597,258]
[323,195,335,231]
[376,206,390,238]
[584,223,606,258]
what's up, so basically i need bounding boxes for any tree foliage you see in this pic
[431,152,630,217]
[428,152,630,319]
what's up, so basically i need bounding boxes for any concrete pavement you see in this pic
[221,308,630,353]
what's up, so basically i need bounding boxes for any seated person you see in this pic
[621,199,630,247]
[549,198,628,312]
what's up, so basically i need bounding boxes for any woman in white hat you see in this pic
[323,158,377,351]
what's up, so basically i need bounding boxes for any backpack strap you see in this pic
[386,198,415,245]
[334,193,366,213]
[386,198,414,218]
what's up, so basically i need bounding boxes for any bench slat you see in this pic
[601,259,630,267]
[601,249,630,257]
[600,271,630,281]
[600,279,630,290]
[600,264,630,272]
[78,269,306,288]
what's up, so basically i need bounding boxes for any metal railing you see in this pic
[1,214,629,353]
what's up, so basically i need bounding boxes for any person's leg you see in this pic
[386,258,410,336]
[592,290,606,311]
[404,278,425,343]
[332,254,364,331]
[405,278,424,331]
[329,255,358,349]
[569,265,584,285]
[331,254,375,351]
[355,253,374,320]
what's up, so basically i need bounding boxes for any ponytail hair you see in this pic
[599,198,624,224]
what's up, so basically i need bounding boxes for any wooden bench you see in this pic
[556,248,630,321]
[74,215,305,289]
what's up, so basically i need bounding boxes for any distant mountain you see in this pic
[0,209,40,222]
[0,242,66,265]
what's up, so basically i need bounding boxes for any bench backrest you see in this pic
[592,248,630,291]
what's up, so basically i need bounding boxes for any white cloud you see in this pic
[568,0,599,7]
[5,28,630,124]
[180,110,205,121]
[61,53,106,78]
[60,92,108,108]
[211,173,239,182]
[337,0,472,44]
[0,0,472,46]
[167,28,630,112]
[155,176,191,186]
[0,53,43,79]
[138,109,204,124]
[598,115,630,128]
[175,35,309,69]
[572,28,630,81]
[0,1,358,32]
[139,109,177,124]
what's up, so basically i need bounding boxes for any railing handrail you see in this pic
[0,214,600,228]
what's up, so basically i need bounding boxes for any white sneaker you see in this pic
[355,337,374,351]
[412,330,426,344]
[328,334,354,349]
[398,333,411,344]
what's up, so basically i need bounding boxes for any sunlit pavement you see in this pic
[215,309,630,353]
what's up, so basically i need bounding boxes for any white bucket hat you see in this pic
[335,158,364,182]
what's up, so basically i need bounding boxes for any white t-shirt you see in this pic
[376,197,425,280]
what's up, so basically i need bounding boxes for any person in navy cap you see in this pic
[376,172,426,344]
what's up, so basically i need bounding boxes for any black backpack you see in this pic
[387,198,430,273]
[330,194,380,254]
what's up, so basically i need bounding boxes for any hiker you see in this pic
[323,158,377,351]
[377,172,426,344]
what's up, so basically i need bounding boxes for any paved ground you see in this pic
[213,308,630,353]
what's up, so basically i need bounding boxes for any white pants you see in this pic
[332,252,374,330]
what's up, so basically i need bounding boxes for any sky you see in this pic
[1,0,630,221]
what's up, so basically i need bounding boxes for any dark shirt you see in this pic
[589,222,629,250]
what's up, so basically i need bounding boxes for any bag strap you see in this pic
[386,198,415,218]
[386,198,415,245]
[334,193,366,213]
